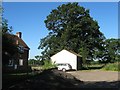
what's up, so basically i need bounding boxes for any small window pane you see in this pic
[19,59,23,66]
[8,59,13,66]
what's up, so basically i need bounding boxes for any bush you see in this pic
[102,62,120,71]
[42,60,57,70]
[31,60,57,71]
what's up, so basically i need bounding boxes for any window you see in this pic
[8,59,14,66]
[18,45,24,53]
[19,59,23,66]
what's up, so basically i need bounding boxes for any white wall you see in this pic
[51,50,77,70]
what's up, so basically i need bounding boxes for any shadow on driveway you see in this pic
[4,69,120,90]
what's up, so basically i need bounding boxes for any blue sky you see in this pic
[3,2,118,59]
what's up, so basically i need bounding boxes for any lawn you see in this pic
[101,62,120,71]
[81,62,119,71]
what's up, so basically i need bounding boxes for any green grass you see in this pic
[88,64,104,69]
[32,66,43,70]
[32,65,56,70]
[81,64,104,70]
[101,62,120,71]
[32,60,56,70]
[81,62,120,71]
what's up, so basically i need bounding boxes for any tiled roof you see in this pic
[6,33,30,49]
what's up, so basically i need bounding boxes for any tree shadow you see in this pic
[78,81,120,89]
[4,68,120,90]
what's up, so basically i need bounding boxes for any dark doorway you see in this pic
[77,56,82,70]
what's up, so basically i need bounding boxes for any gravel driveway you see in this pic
[6,69,119,89]
[67,70,119,82]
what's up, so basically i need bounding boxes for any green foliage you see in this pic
[79,47,89,65]
[39,2,105,61]
[2,18,18,65]
[42,60,56,70]
[28,55,44,66]
[90,61,100,65]
[34,55,41,61]
[92,38,120,64]
[28,59,44,66]
[38,3,119,65]
[29,58,56,70]
[0,5,2,30]
[2,18,13,33]
[103,38,120,63]
[102,62,120,71]
[28,59,36,66]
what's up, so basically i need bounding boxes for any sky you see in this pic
[3,2,118,59]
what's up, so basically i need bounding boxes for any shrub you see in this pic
[102,62,120,71]
[31,60,57,71]
[42,60,57,70]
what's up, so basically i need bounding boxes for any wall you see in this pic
[51,50,77,70]
[21,49,29,67]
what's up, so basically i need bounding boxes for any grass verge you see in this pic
[101,62,120,71]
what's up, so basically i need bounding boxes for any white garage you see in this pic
[50,49,82,70]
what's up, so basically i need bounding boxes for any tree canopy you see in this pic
[38,3,105,61]
[104,38,120,63]
[2,18,18,65]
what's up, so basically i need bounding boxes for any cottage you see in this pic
[51,49,82,70]
[3,32,30,72]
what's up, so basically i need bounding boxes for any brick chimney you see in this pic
[16,32,22,38]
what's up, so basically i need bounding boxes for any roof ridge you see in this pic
[6,33,30,49]
[63,49,82,57]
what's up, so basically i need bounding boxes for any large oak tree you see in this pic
[39,3,105,61]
